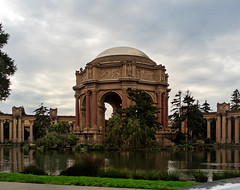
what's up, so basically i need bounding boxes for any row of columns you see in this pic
[75,90,169,130]
[206,115,240,144]
[0,119,33,144]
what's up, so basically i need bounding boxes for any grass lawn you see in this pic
[0,173,197,190]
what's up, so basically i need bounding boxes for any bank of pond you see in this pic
[0,145,240,183]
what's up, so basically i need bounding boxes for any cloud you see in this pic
[0,0,240,115]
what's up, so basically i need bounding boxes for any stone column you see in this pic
[13,118,17,143]
[162,94,168,128]
[216,114,221,143]
[207,118,211,139]
[235,116,239,143]
[75,95,80,130]
[157,92,162,124]
[21,120,24,142]
[165,94,169,128]
[29,121,33,144]
[227,117,231,144]
[92,90,97,127]
[86,91,90,128]
[221,114,226,143]
[18,117,22,143]
[9,120,12,141]
[0,120,4,143]
[122,89,127,109]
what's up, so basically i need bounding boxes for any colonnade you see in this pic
[206,115,240,144]
[0,118,33,144]
[75,90,169,132]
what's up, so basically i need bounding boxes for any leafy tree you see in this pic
[0,23,17,101]
[33,103,51,139]
[49,121,70,134]
[119,89,160,146]
[104,114,123,148]
[230,89,240,111]
[201,100,211,113]
[105,89,160,148]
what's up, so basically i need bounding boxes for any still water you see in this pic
[1,146,240,179]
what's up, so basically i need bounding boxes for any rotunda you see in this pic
[73,46,170,144]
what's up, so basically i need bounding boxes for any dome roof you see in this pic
[96,46,149,59]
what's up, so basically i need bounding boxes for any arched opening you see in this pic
[99,92,122,132]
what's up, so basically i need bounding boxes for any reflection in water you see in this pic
[0,147,240,179]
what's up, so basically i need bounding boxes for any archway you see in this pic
[99,91,122,132]
[73,46,170,144]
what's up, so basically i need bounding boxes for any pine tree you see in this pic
[201,100,212,113]
[0,23,17,101]
[170,90,182,131]
[230,89,240,111]
[33,103,51,139]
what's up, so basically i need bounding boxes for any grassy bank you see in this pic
[0,173,197,190]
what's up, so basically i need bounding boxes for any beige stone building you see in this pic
[0,106,75,143]
[73,46,170,144]
[204,103,240,144]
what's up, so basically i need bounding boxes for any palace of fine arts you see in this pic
[0,46,240,146]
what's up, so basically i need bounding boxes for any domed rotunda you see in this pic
[73,46,170,144]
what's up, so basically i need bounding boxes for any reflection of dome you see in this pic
[96,46,149,59]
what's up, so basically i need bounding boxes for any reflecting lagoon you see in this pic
[1,146,240,180]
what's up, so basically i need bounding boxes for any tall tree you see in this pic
[119,89,160,146]
[105,89,160,148]
[33,103,51,139]
[170,90,205,143]
[170,90,182,131]
[0,23,17,101]
[182,91,204,141]
[201,100,212,113]
[230,89,240,111]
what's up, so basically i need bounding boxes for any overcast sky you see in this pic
[0,0,240,116]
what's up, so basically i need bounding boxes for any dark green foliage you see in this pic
[33,103,51,139]
[105,89,160,148]
[119,89,160,139]
[35,132,78,149]
[230,89,240,111]
[21,165,46,175]
[0,23,17,101]
[98,168,129,178]
[213,170,240,181]
[192,170,208,182]
[170,90,205,143]
[60,155,104,176]
[105,114,123,148]
[49,121,70,134]
[201,100,212,113]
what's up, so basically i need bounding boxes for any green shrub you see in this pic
[60,155,104,176]
[21,165,46,175]
[131,170,148,180]
[159,171,169,180]
[192,170,208,182]
[195,140,205,148]
[98,167,128,178]
[213,170,240,181]
[89,144,105,151]
[167,171,180,181]
[35,132,78,150]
